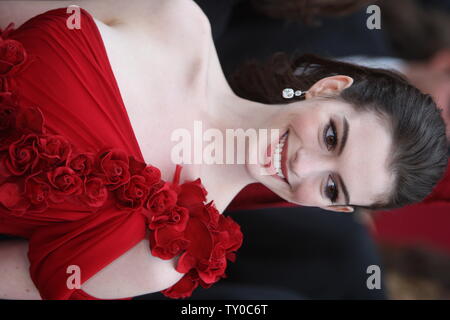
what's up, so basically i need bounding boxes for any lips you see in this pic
[261,129,291,185]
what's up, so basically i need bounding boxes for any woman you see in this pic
[0,0,447,300]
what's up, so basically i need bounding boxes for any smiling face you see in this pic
[245,76,395,213]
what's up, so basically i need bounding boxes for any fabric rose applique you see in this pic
[145,165,243,298]
[0,22,243,299]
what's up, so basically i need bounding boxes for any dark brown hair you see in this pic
[250,0,376,25]
[228,52,449,211]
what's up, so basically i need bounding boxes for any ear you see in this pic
[320,205,354,213]
[305,75,354,99]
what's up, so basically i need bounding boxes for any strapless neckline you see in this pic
[79,9,146,163]
[0,6,243,300]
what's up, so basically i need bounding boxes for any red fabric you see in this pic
[0,7,148,300]
[0,7,242,300]
[372,202,450,254]
[372,158,450,254]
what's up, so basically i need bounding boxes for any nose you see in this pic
[290,147,335,180]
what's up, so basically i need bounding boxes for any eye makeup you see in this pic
[321,116,351,206]
[323,119,338,151]
[322,118,339,203]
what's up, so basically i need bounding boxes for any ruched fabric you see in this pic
[0,8,242,300]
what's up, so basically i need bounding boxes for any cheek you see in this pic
[289,176,324,206]
[289,113,321,147]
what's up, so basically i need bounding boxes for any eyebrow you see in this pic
[337,116,350,205]
[336,173,350,206]
[337,116,349,157]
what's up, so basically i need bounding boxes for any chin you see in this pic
[247,126,293,188]
[244,130,293,198]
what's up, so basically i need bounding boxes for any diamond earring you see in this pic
[282,88,307,99]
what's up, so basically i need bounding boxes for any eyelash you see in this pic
[323,119,338,151]
[325,175,339,203]
[323,119,339,203]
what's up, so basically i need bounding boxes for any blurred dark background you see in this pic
[2,0,450,300]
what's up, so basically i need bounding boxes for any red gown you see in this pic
[0,8,242,300]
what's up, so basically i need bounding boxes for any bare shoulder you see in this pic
[130,0,212,51]
[81,237,184,299]
[113,0,213,93]
[163,0,211,35]
[0,0,211,63]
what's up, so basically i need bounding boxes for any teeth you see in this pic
[273,131,288,179]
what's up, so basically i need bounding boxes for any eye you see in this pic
[323,119,338,151]
[325,174,339,203]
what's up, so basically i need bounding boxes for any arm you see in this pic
[0,0,211,51]
[0,237,183,300]
[0,0,168,28]
[80,239,184,299]
[0,239,42,300]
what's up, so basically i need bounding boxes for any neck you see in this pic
[197,67,288,212]
[195,42,292,212]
